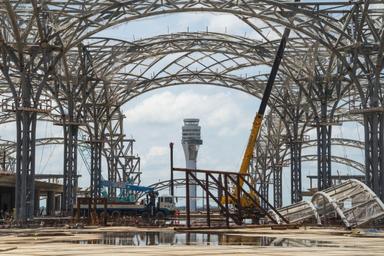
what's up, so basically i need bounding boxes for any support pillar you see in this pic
[290,127,303,203]
[55,194,61,212]
[15,110,37,223]
[47,191,55,216]
[273,166,282,208]
[290,110,303,203]
[62,123,79,215]
[34,190,40,216]
[348,0,384,202]
[364,111,384,201]
[106,154,118,198]
[260,168,269,210]
[105,113,122,198]
[316,100,332,190]
[317,124,332,190]
[290,141,302,202]
[90,140,103,200]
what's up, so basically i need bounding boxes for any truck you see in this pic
[75,181,177,224]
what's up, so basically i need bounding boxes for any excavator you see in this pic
[221,27,293,215]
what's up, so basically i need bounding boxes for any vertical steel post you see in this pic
[76,198,80,222]
[15,109,37,223]
[236,175,242,225]
[290,109,303,203]
[62,123,79,215]
[103,198,107,226]
[205,172,210,227]
[316,99,332,191]
[364,111,384,200]
[273,167,282,208]
[2,151,5,171]
[224,174,230,228]
[34,190,40,216]
[218,174,222,200]
[185,170,190,228]
[170,142,174,196]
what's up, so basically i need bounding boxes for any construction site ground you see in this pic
[0,226,383,255]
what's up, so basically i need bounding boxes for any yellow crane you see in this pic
[222,27,292,210]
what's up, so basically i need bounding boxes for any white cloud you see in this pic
[124,90,248,133]
[147,146,168,158]
[122,86,259,186]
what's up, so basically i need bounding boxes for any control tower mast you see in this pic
[182,119,202,212]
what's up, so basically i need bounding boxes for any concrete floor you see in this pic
[0,226,383,255]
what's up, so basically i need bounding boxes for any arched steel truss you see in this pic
[312,179,384,227]
[0,1,382,223]
[271,179,384,228]
[272,179,384,227]
[286,155,365,174]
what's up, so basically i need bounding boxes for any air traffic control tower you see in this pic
[182,118,202,212]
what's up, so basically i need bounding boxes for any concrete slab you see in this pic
[0,226,383,256]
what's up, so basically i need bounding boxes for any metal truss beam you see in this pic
[302,138,365,150]
[285,154,365,174]
[0,1,382,220]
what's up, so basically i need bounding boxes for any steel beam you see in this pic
[364,111,384,201]
[62,123,78,214]
[316,101,333,190]
[273,167,283,208]
[290,111,303,203]
[90,139,103,200]
[15,110,37,222]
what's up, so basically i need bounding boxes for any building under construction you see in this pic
[0,1,383,255]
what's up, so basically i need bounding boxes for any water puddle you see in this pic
[68,232,339,247]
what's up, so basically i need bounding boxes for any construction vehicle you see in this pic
[221,28,292,215]
[76,180,176,224]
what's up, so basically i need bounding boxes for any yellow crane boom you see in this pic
[239,27,291,183]
[238,113,263,187]
[224,27,292,208]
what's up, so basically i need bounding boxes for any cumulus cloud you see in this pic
[122,87,259,185]
[124,89,249,134]
[146,146,168,158]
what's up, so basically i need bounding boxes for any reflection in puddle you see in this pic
[71,232,338,247]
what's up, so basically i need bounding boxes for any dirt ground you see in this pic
[0,226,383,255]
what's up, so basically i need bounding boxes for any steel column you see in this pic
[205,172,210,227]
[170,142,174,196]
[90,140,103,200]
[364,111,384,201]
[185,170,190,228]
[260,168,269,210]
[290,112,302,203]
[316,100,332,191]
[273,166,282,208]
[15,110,37,222]
[62,123,78,214]
[224,174,230,227]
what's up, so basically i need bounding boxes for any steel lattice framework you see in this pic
[0,1,382,223]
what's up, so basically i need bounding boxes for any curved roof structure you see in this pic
[271,179,384,228]
[0,1,382,222]
[312,179,384,227]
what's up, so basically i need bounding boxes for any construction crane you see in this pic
[222,27,293,211]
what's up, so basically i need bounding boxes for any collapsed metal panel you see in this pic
[269,201,320,225]
[312,179,384,228]
[271,179,384,228]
